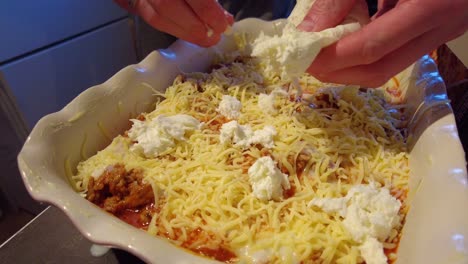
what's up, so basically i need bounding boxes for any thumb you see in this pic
[298,0,358,32]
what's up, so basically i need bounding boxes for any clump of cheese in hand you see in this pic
[128,114,202,158]
[248,156,290,201]
[251,23,360,79]
[309,184,401,264]
[258,88,288,115]
[289,0,370,28]
[249,0,364,79]
[217,95,242,119]
[220,121,276,149]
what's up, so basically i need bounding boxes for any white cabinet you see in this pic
[1,20,136,127]
[0,0,126,62]
[0,1,136,214]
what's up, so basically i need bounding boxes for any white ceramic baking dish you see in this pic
[18,18,468,263]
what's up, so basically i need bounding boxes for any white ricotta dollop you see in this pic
[342,185,401,242]
[308,196,347,217]
[258,88,288,115]
[91,167,106,179]
[220,121,276,149]
[248,156,290,201]
[251,125,277,148]
[217,95,242,119]
[128,114,202,158]
[219,120,254,149]
[359,237,388,264]
[309,184,401,264]
[91,165,116,179]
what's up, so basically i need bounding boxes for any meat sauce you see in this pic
[87,164,237,262]
[86,164,154,214]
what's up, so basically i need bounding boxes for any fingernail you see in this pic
[297,20,315,32]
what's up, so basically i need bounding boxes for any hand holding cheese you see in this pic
[250,0,369,80]
[114,0,234,47]
[303,0,468,87]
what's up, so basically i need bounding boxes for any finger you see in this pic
[224,10,235,25]
[298,0,357,32]
[151,0,209,35]
[147,0,223,45]
[308,0,443,75]
[377,0,399,12]
[136,0,219,46]
[311,21,461,87]
[373,0,399,19]
[185,0,231,34]
[343,0,370,26]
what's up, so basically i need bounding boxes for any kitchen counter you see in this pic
[0,206,145,263]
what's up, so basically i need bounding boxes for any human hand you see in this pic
[115,0,234,47]
[299,0,468,87]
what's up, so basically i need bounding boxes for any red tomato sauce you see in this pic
[114,203,154,230]
[192,247,237,263]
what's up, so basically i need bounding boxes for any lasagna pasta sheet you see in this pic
[18,18,468,264]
